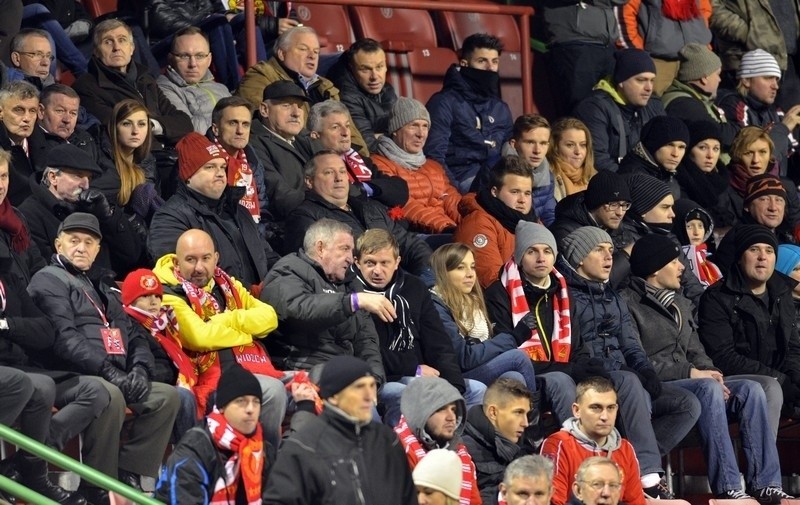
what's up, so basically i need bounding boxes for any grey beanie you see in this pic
[514,221,557,264]
[561,226,613,268]
[388,97,430,133]
[677,43,722,82]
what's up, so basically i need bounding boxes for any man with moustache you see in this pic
[623,233,790,503]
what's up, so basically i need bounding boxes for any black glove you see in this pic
[124,365,151,404]
[782,380,800,406]
[100,360,129,391]
[512,312,537,345]
[639,368,662,399]
[77,189,113,220]
[571,358,611,383]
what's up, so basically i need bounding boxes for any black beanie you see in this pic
[626,173,673,218]
[630,234,681,278]
[687,120,722,150]
[216,365,262,408]
[584,171,631,210]
[641,116,690,155]
[613,49,656,84]
[319,356,373,399]
[734,224,778,259]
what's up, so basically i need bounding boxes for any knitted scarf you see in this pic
[476,189,538,234]
[729,160,780,197]
[342,148,373,183]
[644,282,682,329]
[682,243,723,287]
[215,140,260,223]
[0,199,30,253]
[661,0,700,21]
[500,259,572,362]
[123,305,198,388]
[394,416,473,505]
[206,410,264,505]
[375,135,426,169]
[174,266,243,320]
[352,270,415,351]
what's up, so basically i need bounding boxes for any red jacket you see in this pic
[453,193,515,288]
[372,154,462,233]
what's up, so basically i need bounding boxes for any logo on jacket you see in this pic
[473,234,488,248]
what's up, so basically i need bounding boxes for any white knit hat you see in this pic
[412,449,462,500]
[737,49,782,79]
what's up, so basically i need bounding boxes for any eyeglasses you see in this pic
[17,51,54,62]
[171,52,210,61]
[580,481,622,491]
[602,201,631,211]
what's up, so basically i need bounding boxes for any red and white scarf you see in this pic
[215,140,260,223]
[682,244,723,287]
[394,416,474,505]
[342,148,373,183]
[174,266,243,320]
[206,410,264,505]
[500,259,572,362]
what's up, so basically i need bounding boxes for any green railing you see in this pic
[0,424,162,504]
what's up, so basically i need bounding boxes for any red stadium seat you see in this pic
[79,0,118,19]
[293,3,355,54]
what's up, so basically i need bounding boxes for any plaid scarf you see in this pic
[215,140,260,223]
[500,259,572,362]
[207,410,264,505]
[174,266,243,320]
[343,148,373,183]
[394,416,473,505]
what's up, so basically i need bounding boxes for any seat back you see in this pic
[79,0,118,19]
[707,500,761,505]
[294,3,355,54]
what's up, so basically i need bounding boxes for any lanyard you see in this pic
[0,279,6,313]
[82,289,109,327]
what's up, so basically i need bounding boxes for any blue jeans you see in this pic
[379,376,486,427]
[23,3,88,75]
[671,377,781,493]
[174,387,198,442]
[463,349,537,394]
[538,371,575,425]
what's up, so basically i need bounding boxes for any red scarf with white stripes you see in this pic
[215,140,260,223]
[207,410,264,504]
[342,148,373,183]
[394,416,473,505]
[175,266,243,320]
[500,259,572,362]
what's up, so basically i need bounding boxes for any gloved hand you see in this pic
[639,368,663,399]
[100,360,129,392]
[124,365,151,404]
[782,380,800,407]
[571,357,611,383]
[512,312,537,345]
[76,189,113,220]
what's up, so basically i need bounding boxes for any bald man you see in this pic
[152,228,289,450]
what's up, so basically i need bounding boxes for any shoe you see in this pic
[0,457,20,504]
[716,489,754,500]
[117,470,142,492]
[752,486,795,505]
[643,479,675,500]
[77,485,109,505]
[18,453,85,505]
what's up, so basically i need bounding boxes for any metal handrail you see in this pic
[0,424,162,505]
[243,0,535,113]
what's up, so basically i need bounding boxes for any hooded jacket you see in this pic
[574,78,665,172]
[549,192,634,252]
[157,67,231,134]
[425,64,513,189]
[618,142,682,198]
[541,417,644,505]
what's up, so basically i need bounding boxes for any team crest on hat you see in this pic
[140,274,159,291]
[473,234,488,248]
[206,144,221,156]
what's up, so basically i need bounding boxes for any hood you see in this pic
[562,417,622,453]
[400,376,467,449]
[557,256,610,294]
[672,198,714,246]
[153,253,180,286]
[594,78,627,106]
[163,66,216,87]
[554,192,594,227]
[464,404,521,462]
[457,192,482,217]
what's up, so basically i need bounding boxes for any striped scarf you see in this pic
[207,410,264,505]
[500,259,572,362]
[214,140,260,223]
[644,282,682,329]
[394,416,474,505]
[174,266,242,319]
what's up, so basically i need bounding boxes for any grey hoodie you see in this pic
[400,376,467,450]
[561,416,623,458]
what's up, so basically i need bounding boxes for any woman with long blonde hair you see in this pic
[547,118,597,201]
[430,243,537,395]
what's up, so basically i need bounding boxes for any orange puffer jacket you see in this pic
[453,193,515,288]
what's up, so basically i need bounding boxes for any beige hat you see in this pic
[412,449,462,500]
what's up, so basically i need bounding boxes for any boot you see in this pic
[117,470,142,492]
[0,456,19,504]
[76,484,109,505]
[18,452,86,505]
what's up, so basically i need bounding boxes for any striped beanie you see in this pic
[743,173,786,207]
[737,49,782,79]
[626,173,672,218]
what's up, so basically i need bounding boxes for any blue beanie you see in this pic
[776,244,800,276]
[613,49,656,84]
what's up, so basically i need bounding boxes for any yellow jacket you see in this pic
[153,254,279,352]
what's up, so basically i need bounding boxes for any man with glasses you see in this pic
[8,28,56,88]
[158,26,231,134]
[570,458,623,505]
[541,378,646,505]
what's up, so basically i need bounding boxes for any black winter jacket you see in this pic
[618,142,681,198]
[549,192,633,251]
[0,122,48,207]
[285,191,432,276]
[698,266,800,386]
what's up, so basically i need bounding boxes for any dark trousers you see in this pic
[545,43,616,117]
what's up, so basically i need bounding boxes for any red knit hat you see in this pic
[177,132,225,182]
[121,268,163,306]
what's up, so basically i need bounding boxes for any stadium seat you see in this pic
[293,3,355,54]
[79,0,118,19]
[434,9,528,117]
[708,500,760,505]
[348,6,457,104]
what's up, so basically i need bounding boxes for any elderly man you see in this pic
[302,99,408,209]
[72,19,192,147]
[19,144,145,278]
[284,150,432,275]
[0,81,47,206]
[149,132,276,289]
[260,218,386,380]
[327,38,398,152]
[27,212,179,504]
[153,228,287,450]
[158,26,231,134]
[263,356,416,505]
[569,457,624,505]
[8,28,56,87]
[236,26,367,152]
[37,85,97,156]
[740,174,799,245]
[499,455,555,505]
